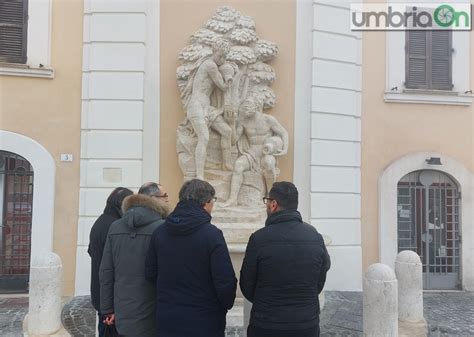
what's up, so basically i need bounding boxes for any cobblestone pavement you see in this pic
[0,296,28,337]
[319,291,474,337]
[60,296,245,337]
[61,296,96,337]
[2,292,473,336]
[424,292,474,337]
[320,291,363,336]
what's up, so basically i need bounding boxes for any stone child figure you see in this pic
[184,38,235,180]
[222,93,288,207]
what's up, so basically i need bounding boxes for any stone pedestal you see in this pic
[363,263,398,337]
[207,169,266,332]
[396,250,427,337]
[27,252,63,336]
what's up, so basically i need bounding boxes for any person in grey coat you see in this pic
[99,182,170,337]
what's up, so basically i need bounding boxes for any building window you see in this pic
[0,0,28,64]
[405,30,453,91]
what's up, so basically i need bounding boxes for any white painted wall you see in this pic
[75,0,160,295]
[310,1,362,291]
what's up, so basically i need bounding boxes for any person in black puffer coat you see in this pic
[240,181,331,337]
[145,179,237,337]
[88,187,133,337]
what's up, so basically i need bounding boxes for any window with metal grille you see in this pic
[0,0,28,64]
[405,30,453,91]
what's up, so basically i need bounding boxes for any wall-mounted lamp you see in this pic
[426,157,442,165]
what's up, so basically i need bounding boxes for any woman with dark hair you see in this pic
[145,179,237,337]
[88,187,133,337]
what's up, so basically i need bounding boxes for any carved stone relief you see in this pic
[176,6,288,209]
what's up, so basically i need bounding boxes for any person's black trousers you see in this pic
[247,325,320,337]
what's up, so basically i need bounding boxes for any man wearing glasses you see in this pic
[240,181,331,337]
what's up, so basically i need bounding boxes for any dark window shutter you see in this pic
[405,30,428,89]
[431,30,452,90]
[0,0,28,64]
[405,30,453,91]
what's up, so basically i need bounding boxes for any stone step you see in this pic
[226,303,244,328]
[213,215,265,224]
[214,223,264,244]
[228,243,248,253]
[212,207,266,224]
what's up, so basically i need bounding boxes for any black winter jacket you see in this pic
[99,194,169,337]
[145,200,237,337]
[88,212,119,312]
[88,188,132,311]
[240,209,330,331]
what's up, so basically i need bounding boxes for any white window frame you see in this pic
[0,0,54,78]
[384,0,472,106]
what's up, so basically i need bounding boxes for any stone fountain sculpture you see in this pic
[175,7,290,328]
[176,6,288,212]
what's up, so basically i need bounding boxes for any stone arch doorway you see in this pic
[397,170,461,289]
[0,130,56,294]
[0,151,34,293]
[379,152,474,291]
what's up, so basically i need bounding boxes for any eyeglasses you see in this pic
[262,197,275,204]
[152,193,169,199]
[208,197,218,203]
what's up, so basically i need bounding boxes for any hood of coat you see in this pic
[265,209,303,227]
[165,200,211,236]
[121,194,170,229]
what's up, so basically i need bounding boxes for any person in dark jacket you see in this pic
[100,182,170,337]
[240,181,331,337]
[145,179,237,337]
[88,187,133,337]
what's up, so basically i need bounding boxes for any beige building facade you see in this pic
[362,4,474,290]
[0,0,83,295]
[0,0,473,301]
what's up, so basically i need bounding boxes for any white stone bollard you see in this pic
[363,263,398,337]
[28,252,63,335]
[395,251,427,337]
[395,250,424,322]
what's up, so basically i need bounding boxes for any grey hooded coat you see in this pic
[99,194,169,337]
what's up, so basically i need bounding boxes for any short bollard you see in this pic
[363,263,398,337]
[28,252,63,335]
[395,250,424,321]
[396,250,427,337]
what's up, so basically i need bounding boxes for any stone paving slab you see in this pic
[424,292,474,337]
[320,291,363,337]
[2,291,474,337]
[60,296,245,337]
[0,296,28,337]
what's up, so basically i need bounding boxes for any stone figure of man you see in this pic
[185,39,235,180]
[222,93,288,207]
